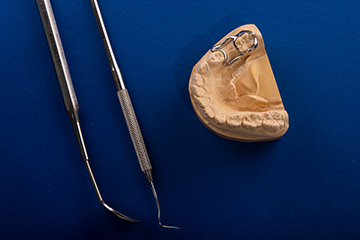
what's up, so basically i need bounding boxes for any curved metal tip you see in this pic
[159,223,182,230]
[150,181,181,229]
[101,201,141,223]
[83,161,140,223]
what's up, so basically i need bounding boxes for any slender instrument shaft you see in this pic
[36,0,89,162]
[90,0,180,228]
[91,0,153,179]
[36,0,79,117]
[90,0,125,91]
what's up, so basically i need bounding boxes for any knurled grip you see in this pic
[117,89,152,172]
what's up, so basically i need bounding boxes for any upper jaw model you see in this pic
[188,24,289,142]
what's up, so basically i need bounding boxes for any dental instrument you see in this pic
[90,0,180,229]
[36,0,139,223]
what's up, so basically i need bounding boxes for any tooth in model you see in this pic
[195,97,211,109]
[191,85,206,97]
[263,111,285,133]
[227,115,243,128]
[193,74,204,87]
[214,112,226,125]
[243,114,262,131]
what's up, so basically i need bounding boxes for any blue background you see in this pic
[1,0,360,239]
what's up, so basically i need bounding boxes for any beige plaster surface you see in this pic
[189,24,289,141]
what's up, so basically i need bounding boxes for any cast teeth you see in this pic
[199,62,210,75]
[263,112,285,133]
[214,113,226,125]
[193,73,204,86]
[242,114,262,131]
[191,85,206,97]
[223,111,286,133]
[195,97,211,109]
[209,52,224,66]
[227,115,242,128]
[203,106,215,119]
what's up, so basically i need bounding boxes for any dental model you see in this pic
[189,24,289,141]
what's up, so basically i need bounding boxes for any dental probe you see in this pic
[90,0,180,229]
[36,0,139,223]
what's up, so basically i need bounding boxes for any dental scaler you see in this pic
[90,0,180,229]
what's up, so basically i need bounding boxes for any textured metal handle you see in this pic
[117,89,152,172]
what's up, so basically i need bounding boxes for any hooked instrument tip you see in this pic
[150,181,181,229]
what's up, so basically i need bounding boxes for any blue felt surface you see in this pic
[1,0,360,239]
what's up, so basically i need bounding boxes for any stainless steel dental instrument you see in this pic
[36,0,139,223]
[90,0,180,229]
